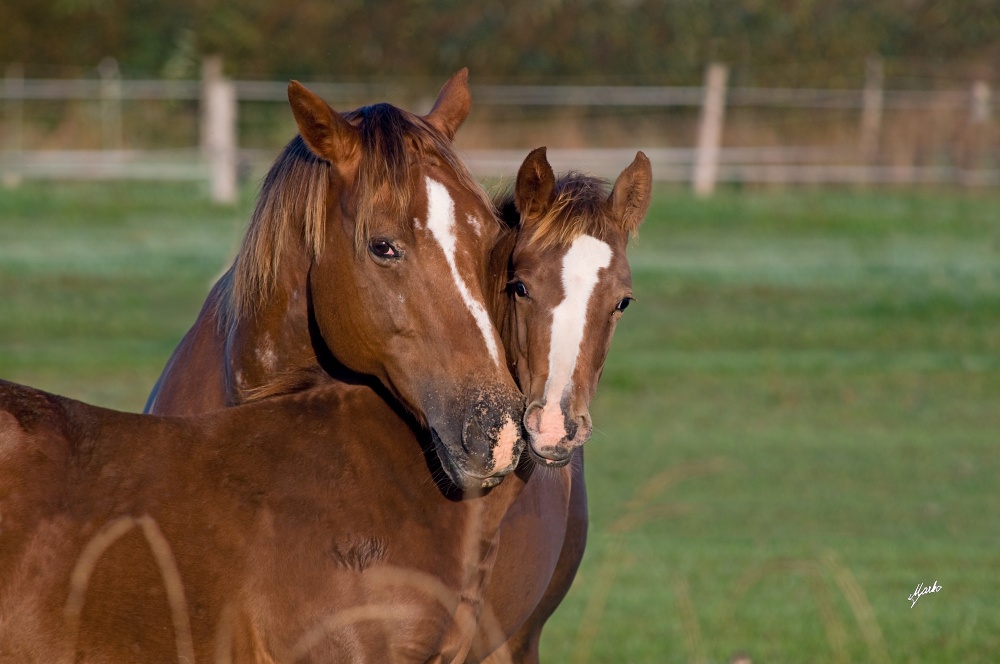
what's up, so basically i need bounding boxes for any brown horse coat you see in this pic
[0,378,524,663]
[147,72,524,492]
[139,144,651,662]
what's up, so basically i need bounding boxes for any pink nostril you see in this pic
[523,402,543,434]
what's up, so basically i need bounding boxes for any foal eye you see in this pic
[513,281,529,298]
[615,297,633,313]
[369,239,399,259]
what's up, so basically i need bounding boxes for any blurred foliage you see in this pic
[1,0,999,84]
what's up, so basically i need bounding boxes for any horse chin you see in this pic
[479,475,505,489]
[526,443,574,468]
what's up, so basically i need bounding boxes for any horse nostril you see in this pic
[460,390,524,473]
[573,413,593,445]
[461,416,486,458]
[523,402,543,433]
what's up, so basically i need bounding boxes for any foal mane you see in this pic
[220,102,493,329]
[494,172,620,249]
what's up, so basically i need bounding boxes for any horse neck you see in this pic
[224,249,320,403]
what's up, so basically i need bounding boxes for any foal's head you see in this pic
[498,148,651,466]
[232,72,523,490]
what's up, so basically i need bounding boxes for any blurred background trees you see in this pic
[2,0,998,84]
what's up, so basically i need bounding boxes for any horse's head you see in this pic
[286,73,524,490]
[499,148,651,466]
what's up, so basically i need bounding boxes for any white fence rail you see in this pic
[2,60,997,200]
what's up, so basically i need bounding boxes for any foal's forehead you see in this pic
[517,229,627,274]
[560,234,614,287]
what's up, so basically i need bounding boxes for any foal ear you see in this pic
[287,80,359,162]
[424,68,471,140]
[515,147,556,224]
[609,151,652,236]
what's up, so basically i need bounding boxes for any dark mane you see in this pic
[218,136,328,332]
[492,172,616,248]
[219,103,494,331]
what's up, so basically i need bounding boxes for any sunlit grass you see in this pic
[542,188,1000,663]
[1,182,998,662]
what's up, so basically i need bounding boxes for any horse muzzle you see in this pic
[428,385,526,491]
[523,401,592,467]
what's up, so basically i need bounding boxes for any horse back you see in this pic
[0,379,76,522]
[0,380,522,661]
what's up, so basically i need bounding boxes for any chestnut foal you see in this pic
[471,148,651,662]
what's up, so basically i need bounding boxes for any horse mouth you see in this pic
[430,429,506,492]
[526,444,573,468]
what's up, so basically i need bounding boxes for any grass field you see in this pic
[1,181,998,662]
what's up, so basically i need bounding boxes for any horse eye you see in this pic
[513,281,529,298]
[615,297,633,313]
[369,239,399,259]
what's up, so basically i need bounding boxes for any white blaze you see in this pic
[537,235,612,438]
[424,177,501,366]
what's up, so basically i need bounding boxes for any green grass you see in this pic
[2,182,998,662]
[0,181,246,406]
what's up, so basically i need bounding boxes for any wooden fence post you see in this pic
[201,56,238,203]
[964,80,993,179]
[3,63,24,187]
[98,57,123,151]
[971,80,991,125]
[693,63,728,197]
[860,55,884,163]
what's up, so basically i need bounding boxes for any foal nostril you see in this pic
[572,413,593,446]
[523,402,543,434]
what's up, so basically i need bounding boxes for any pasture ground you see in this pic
[1,181,998,663]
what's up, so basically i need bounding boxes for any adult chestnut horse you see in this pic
[146,71,523,491]
[0,379,526,662]
[472,148,651,662]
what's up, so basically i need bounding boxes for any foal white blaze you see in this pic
[423,177,501,367]
[535,234,612,447]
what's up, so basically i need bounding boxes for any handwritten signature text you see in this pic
[908,580,942,608]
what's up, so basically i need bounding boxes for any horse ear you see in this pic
[609,151,652,236]
[287,80,359,162]
[424,68,471,140]
[515,147,556,225]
